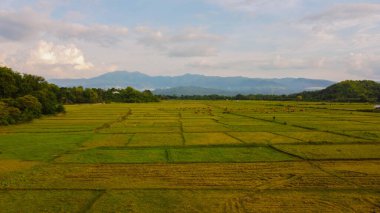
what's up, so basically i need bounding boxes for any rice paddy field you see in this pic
[0,100,379,212]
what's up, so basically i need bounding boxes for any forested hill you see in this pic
[295,80,380,102]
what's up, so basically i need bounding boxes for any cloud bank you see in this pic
[0,1,379,81]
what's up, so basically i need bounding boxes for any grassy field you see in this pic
[0,100,379,212]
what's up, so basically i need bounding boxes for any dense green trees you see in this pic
[0,67,64,125]
[58,86,159,104]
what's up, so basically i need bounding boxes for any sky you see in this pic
[0,0,379,80]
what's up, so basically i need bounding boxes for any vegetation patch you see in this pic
[128,133,183,147]
[1,162,347,190]
[81,134,133,149]
[274,144,380,160]
[99,126,180,134]
[227,132,300,144]
[274,131,367,143]
[0,190,98,212]
[169,147,297,163]
[184,133,241,145]
[0,133,90,161]
[88,190,380,213]
[316,160,380,188]
[227,124,304,132]
[0,160,40,174]
[55,148,167,163]
[182,125,232,132]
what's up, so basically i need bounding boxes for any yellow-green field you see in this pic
[0,100,379,212]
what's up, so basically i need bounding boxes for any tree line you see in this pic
[58,87,159,104]
[0,67,158,125]
[160,80,380,103]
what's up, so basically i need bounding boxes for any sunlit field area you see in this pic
[0,100,380,212]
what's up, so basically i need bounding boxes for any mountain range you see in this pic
[49,71,335,95]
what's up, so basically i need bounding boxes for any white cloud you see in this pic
[301,3,380,39]
[0,9,43,41]
[304,3,380,23]
[206,0,300,14]
[170,28,222,43]
[168,46,217,57]
[187,53,310,72]
[1,1,380,81]
[28,40,93,70]
[135,27,222,57]
[346,52,380,79]
[0,52,7,66]
[0,9,129,45]
[54,23,129,45]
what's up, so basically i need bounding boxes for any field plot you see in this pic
[273,131,367,143]
[274,144,380,160]
[55,148,168,163]
[81,134,133,149]
[89,190,380,213]
[169,147,297,163]
[129,133,183,147]
[0,190,98,212]
[0,101,380,212]
[184,132,241,145]
[227,132,300,144]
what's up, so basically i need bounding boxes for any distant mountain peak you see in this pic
[49,71,335,95]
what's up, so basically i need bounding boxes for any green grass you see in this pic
[227,124,305,132]
[129,133,183,147]
[182,125,232,132]
[55,148,168,163]
[227,132,300,144]
[99,126,181,134]
[169,147,297,163]
[0,133,90,161]
[54,146,297,163]
[274,131,368,143]
[181,119,220,126]
[184,133,241,145]
[81,134,133,149]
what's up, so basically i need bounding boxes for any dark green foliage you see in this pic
[32,89,61,114]
[294,80,380,102]
[0,67,63,125]
[0,67,21,98]
[16,95,42,119]
[59,86,159,104]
